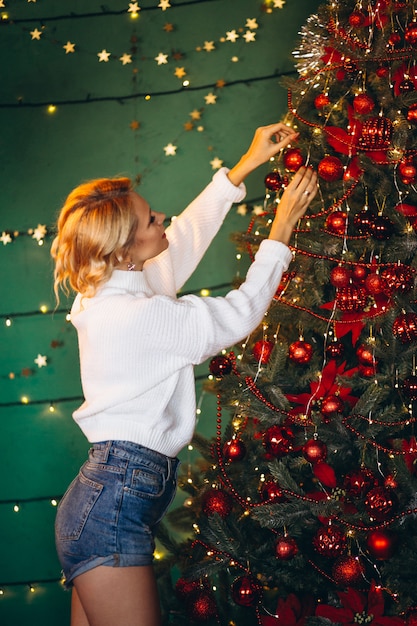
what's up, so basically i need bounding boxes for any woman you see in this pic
[51,123,317,626]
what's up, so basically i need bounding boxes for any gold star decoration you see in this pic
[184,121,194,131]
[174,67,186,78]
[98,49,111,62]
[243,31,256,43]
[155,52,169,65]
[163,23,174,32]
[32,224,47,241]
[210,157,223,170]
[246,18,259,30]
[226,30,239,42]
[130,120,141,130]
[30,28,42,40]
[204,92,217,105]
[128,2,141,13]
[163,143,177,156]
[63,41,75,54]
[190,109,202,120]
[216,79,226,88]
[34,354,48,368]
[0,232,12,245]
[203,41,215,52]
[158,0,171,10]
[119,53,132,65]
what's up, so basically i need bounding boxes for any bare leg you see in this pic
[71,587,91,626]
[72,565,161,626]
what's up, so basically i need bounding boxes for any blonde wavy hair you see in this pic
[51,177,136,301]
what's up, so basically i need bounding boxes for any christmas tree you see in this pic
[159,1,417,624]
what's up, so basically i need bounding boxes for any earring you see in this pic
[127,261,136,271]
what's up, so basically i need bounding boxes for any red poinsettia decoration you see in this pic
[261,593,316,626]
[316,581,405,626]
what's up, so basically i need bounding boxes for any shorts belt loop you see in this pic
[102,441,112,462]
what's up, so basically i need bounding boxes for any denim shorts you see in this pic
[55,440,179,588]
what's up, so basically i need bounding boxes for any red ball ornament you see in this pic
[402,375,417,401]
[393,312,417,343]
[352,264,368,283]
[320,395,344,420]
[260,479,287,503]
[326,211,348,235]
[187,589,218,621]
[388,32,402,49]
[303,438,327,463]
[263,425,294,457]
[283,148,304,172]
[264,171,283,191]
[381,264,414,293]
[399,78,415,93]
[364,486,398,521]
[336,285,367,312]
[353,93,375,115]
[315,93,330,109]
[253,340,274,364]
[288,340,313,364]
[349,10,366,28]
[231,575,262,607]
[326,340,344,359]
[359,117,392,149]
[175,577,204,599]
[407,104,417,123]
[209,355,232,377]
[330,266,352,288]
[343,467,378,498]
[370,215,395,240]
[275,535,298,560]
[313,524,347,558]
[365,272,386,295]
[318,156,344,182]
[201,488,233,517]
[356,344,375,365]
[353,209,375,236]
[376,65,389,78]
[405,22,417,46]
[332,555,365,587]
[223,438,246,462]
[399,160,417,185]
[366,528,397,560]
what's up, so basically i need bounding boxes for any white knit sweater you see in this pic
[70,168,293,457]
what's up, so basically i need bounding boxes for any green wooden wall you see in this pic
[0,1,320,624]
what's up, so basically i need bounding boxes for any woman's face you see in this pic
[127,192,168,269]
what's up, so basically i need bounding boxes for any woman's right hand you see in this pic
[268,166,318,246]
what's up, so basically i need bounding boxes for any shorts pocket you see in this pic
[129,466,164,498]
[56,471,103,541]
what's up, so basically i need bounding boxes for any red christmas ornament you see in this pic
[336,285,367,312]
[315,93,330,109]
[399,160,417,185]
[330,266,352,288]
[384,474,398,490]
[364,486,398,521]
[253,340,274,364]
[366,528,397,560]
[370,215,395,240]
[264,171,283,191]
[263,425,294,457]
[320,395,344,420]
[260,479,287,503]
[405,22,417,46]
[343,467,378,498]
[399,78,415,93]
[326,211,348,235]
[326,340,344,359]
[318,156,344,182]
[288,340,313,364]
[353,209,375,236]
[407,104,417,123]
[313,524,347,558]
[402,375,417,401]
[303,438,327,463]
[223,437,246,462]
[187,589,218,621]
[376,65,389,78]
[381,264,414,293]
[175,577,204,599]
[393,312,417,343]
[359,117,392,149]
[388,32,402,49]
[231,575,262,607]
[332,555,365,587]
[349,10,366,28]
[353,93,375,115]
[275,535,298,560]
[283,148,304,172]
[365,272,386,295]
[209,355,232,377]
[356,344,375,365]
[352,264,368,283]
[201,488,233,517]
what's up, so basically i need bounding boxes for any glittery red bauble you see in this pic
[336,285,367,312]
[349,10,366,28]
[332,555,365,587]
[283,148,304,172]
[326,340,344,359]
[315,93,330,109]
[223,438,246,462]
[381,264,414,293]
[399,160,417,185]
[364,486,398,521]
[405,22,417,45]
[320,395,344,419]
[399,78,415,93]
[393,312,417,343]
[343,467,378,498]
[359,117,392,149]
[407,104,417,123]
[187,589,218,621]
[253,340,274,364]
[388,32,402,49]
[313,524,347,558]
[352,264,368,283]
[365,272,386,295]
[260,479,287,503]
[353,93,375,115]
[326,211,348,235]
[356,344,375,365]
[366,529,397,560]
[353,209,375,236]
[330,266,352,288]
[209,355,232,377]
[201,488,232,517]
[275,535,298,560]
[231,575,262,607]
[376,65,389,78]
[175,577,203,599]
[303,438,327,463]
[402,375,417,401]
[264,171,283,191]
[370,215,395,240]
[263,425,294,457]
[318,156,344,182]
[359,364,375,377]
[288,340,313,364]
